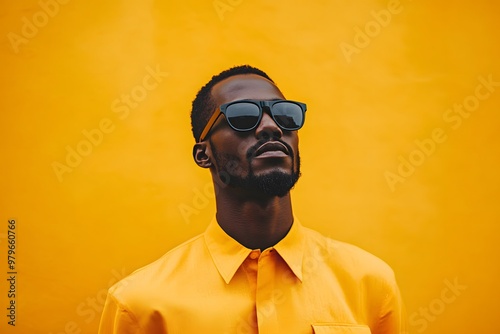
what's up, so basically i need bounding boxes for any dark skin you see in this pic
[193,74,300,250]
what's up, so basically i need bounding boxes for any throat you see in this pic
[215,193,293,250]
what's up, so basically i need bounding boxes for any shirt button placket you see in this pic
[249,250,260,260]
[241,250,260,334]
[255,249,279,334]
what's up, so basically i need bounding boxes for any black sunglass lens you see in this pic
[272,102,303,129]
[226,103,260,130]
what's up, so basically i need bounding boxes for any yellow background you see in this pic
[1,0,499,333]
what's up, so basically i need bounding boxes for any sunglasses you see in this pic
[198,99,307,142]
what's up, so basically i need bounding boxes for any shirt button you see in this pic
[249,251,260,260]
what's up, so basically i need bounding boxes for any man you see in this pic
[99,65,406,333]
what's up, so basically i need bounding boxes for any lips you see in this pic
[254,141,290,157]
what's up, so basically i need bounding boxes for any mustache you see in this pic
[245,137,294,160]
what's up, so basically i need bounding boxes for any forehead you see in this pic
[211,74,285,106]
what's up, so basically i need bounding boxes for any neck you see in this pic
[213,182,294,250]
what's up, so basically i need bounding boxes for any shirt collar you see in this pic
[273,218,304,282]
[203,217,305,284]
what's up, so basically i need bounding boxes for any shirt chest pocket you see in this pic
[312,324,371,334]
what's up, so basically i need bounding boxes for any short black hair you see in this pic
[190,65,274,141]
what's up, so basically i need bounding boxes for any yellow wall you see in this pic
[1,0,499,333]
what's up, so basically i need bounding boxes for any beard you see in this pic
[210,139,301,198]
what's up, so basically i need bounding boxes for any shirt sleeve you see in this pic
[374,276,408,334]
[98,292,141,334]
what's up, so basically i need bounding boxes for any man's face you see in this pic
[206,74,301,197]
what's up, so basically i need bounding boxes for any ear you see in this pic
[193,142,212,168]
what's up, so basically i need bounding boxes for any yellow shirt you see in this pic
[99,219,406,334]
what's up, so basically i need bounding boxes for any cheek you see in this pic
[235,139,249,158]
[210,137,253,172]
[289,134,299,154]
[290,135,300,167]
[215,132,254,159]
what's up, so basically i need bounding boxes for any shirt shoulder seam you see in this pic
[107,292,143,331]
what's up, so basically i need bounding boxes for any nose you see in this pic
[255,110,283,139]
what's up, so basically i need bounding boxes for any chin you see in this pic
[249,170,300,198]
